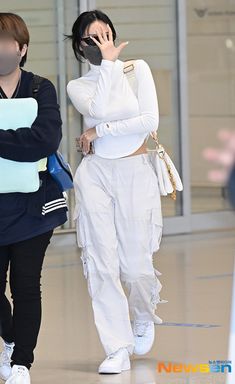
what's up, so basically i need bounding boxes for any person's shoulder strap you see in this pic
[123,59,135,74]
[31,74,48,171]
[123,59,138,97]
[31,74,44,100]
[123,59,155,141]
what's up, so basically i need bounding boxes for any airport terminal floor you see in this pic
[4,229,233,384]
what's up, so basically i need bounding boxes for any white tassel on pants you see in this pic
[73,152,167,356]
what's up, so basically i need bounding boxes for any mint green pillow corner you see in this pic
[0,98,40,193]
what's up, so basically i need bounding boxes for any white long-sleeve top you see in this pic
[67,58,159,159]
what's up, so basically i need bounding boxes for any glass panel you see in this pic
[6,1,59,89]
[187,0,234,213]
[94,0,183,217]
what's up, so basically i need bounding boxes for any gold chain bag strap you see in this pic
[123,60,183,200]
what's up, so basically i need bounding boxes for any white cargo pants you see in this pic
[73,152,166,356]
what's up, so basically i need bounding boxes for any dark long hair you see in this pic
[66,9,117,62]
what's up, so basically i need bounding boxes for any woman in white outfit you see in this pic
[67,9,167,374]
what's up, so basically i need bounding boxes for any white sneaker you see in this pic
[0,342,14,381]
[98,347,131,374]
[5,365,30,384]
[132,321,155,355]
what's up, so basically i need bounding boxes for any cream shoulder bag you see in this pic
[123,60,183,200]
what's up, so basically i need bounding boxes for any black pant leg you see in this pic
[9,230,53,369]
[0,245,14,344]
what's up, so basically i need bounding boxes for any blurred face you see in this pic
[0,35,27,75]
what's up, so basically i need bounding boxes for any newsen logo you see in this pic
[157,361,232,374]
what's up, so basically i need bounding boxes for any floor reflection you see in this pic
[6,229,234,383]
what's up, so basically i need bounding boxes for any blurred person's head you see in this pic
[0,13,29,76]
[67,10,117,65]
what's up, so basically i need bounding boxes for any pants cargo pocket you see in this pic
[75,207,86,249]
[75,208,90,279]
[149,207,163,253]
[75,208,100,299]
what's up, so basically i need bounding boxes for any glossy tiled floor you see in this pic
[4,230,235,384]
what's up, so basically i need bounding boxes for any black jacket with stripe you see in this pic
[0,69,68,245]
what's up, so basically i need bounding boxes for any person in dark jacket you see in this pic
[0,13,68,384]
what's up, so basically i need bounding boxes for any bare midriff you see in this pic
[89,139,148,157]
[122,140,148,158]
